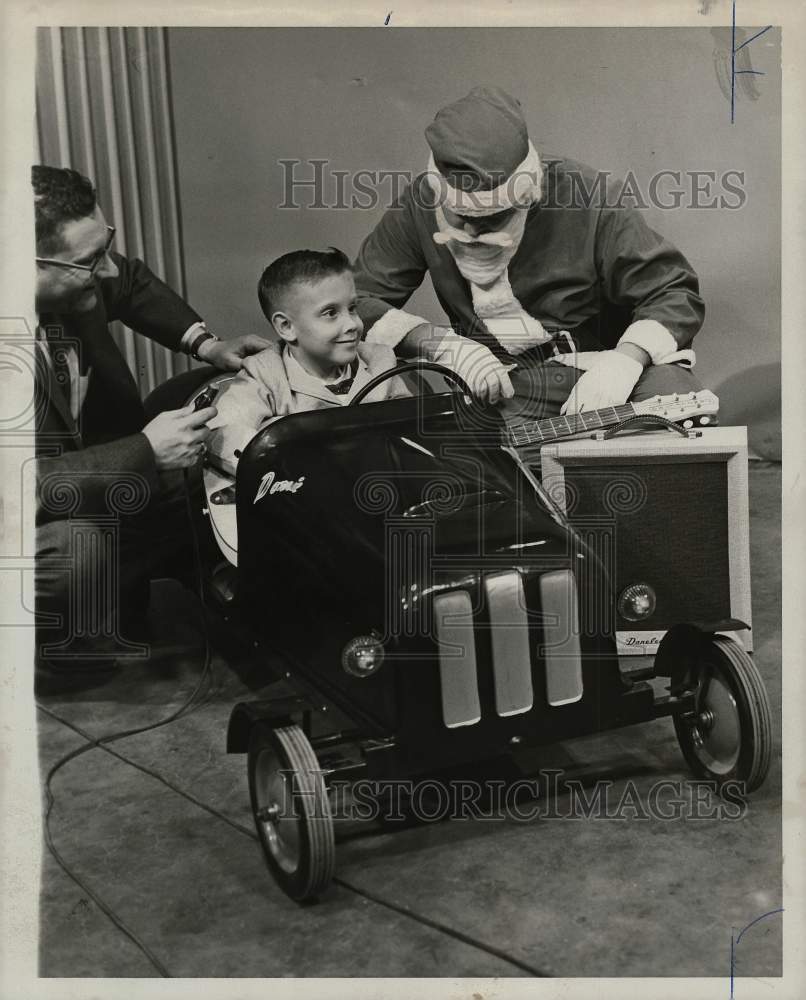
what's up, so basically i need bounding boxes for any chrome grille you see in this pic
[433,590,481,728]
[434,569,584,728]
[539,569,584,706]
[484,572,534,717]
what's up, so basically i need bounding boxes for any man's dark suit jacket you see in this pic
[36,252,201,524]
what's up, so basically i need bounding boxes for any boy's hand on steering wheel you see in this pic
[142,404,218,470]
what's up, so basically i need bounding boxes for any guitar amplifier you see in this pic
[533,427,753,655]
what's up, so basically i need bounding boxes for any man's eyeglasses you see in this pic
[35,225,116,276]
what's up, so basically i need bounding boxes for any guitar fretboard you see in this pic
[505,403,637,447]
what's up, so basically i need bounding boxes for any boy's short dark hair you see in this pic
[32,165,97,255]
[257,247,352,321]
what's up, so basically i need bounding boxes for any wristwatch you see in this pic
[189,326,220,361]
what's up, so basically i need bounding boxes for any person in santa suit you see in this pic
[353,86,705,420]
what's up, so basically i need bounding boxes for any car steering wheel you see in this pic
[349,360,473,406]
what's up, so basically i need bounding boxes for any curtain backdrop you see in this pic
[35,26,192,396]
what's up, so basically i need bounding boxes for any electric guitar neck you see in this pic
[503,390,720,449]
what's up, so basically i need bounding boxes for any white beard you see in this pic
[433,205,552,356]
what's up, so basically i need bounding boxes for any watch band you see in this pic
[189,329,219,361]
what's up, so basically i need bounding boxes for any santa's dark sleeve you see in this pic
[595,204,705,364]
[352,185,433,350]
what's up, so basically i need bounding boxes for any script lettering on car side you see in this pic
[253,471,306,504]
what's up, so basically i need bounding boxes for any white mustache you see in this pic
[433,228,514,248]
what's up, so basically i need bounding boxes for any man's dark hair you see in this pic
[257,247,352,321]
[32,165,97,255]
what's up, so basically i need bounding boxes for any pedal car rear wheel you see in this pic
[672,635,772,793]
[247,722,335,901]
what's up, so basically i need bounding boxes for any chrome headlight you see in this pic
[617,583,657,621]
[341,635,385,677]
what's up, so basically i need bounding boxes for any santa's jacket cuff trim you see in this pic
[619,319,696,368]
[365,308,428,350]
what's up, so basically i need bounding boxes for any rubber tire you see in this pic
[247,722,335,901]
[673,635,773,794]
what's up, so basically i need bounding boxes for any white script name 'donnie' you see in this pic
[253,471,306,504]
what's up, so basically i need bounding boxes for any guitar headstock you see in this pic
[633,389,719,428]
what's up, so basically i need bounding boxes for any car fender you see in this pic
[226,696,313,753]
[653,619,751,688]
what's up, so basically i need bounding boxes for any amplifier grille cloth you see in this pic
[564,461,731,629]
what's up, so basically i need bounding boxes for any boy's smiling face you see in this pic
[273,270,363,379]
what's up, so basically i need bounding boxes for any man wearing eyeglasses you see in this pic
[32,164,266,682]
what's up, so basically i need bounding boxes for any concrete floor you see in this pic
[36,462,782,979]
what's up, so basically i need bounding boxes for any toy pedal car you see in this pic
[177,363,772,903]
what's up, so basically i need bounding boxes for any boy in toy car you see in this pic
[209,248,410,475]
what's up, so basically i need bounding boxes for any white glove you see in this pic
[553,349,644,415]
[431,331,515,406]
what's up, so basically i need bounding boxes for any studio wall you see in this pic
[167,27,781,432]
[35,27,194,397]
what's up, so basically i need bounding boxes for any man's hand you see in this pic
[418,328,515,405]
[198,334,268,371]
[553,348,645,415]
[142,404,218,470]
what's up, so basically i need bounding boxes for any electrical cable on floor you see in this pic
[40,702,549,979]
[37,703,257,841]
[331,876,550,977]
[36,463,547,978]
[35,467,213,978]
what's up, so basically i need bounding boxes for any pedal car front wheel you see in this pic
[247,722,335,901]
[672,635,772,793]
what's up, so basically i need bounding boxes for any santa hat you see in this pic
[425,86,542,217]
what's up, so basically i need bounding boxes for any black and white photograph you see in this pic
[0,1,802,997]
